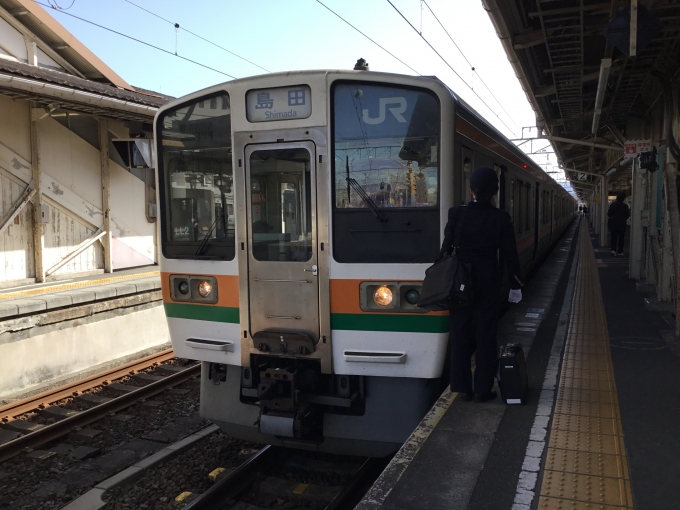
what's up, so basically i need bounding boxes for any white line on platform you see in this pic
[511,230,579,510]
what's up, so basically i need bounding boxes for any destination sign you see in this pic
[246,85,312,122]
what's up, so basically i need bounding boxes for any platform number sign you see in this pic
[578,173,587,180]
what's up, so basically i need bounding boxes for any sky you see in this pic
[38,0,570,189]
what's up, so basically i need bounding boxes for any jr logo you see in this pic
[362,97,407,125]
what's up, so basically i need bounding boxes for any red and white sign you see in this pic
[623,139,651,159]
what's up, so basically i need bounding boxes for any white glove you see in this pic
[508,289,522,303]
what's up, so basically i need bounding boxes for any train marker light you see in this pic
[197,280,213,298]
[178,281,190,295]
[404,289,420,305]
[373,286,393,306]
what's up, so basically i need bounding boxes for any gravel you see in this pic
[103,429,257,510]
[0,361,203,510]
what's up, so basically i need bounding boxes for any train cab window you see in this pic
[157,93,234,260]
[331,82,440,263]
[249,148,312,262]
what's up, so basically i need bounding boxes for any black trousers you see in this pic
[448,298,500,396]
[610,229,625,253]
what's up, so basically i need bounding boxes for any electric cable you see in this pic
[315,0,421,76]
[385,0,518,136]
[48,0,75,9]
[123,0,270,73]
[34,1,236,79]
[421,0,519,130]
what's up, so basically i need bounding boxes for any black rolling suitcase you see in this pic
[497,343,528,405]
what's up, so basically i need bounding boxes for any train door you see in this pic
[245,141,319,342]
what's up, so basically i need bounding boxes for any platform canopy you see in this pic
[484,0,680,188]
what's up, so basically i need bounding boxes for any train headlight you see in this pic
[196,280,212,298]
[373,286,393,307]
[404,289,420,305]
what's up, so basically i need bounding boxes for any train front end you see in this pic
[155,70,455,456]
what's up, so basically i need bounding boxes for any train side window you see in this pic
[157,93,235,260]
[462,152,473,205]
[515,179,523,234]
[524,183,531,233]
[492,164,501,208]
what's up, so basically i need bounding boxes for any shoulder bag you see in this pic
[417,207,473,311]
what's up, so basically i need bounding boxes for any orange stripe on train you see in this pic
[329,279,447,316]
[160,272,239,308]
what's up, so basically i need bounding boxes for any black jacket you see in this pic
[440,202,523,299]
[607,200,630,232]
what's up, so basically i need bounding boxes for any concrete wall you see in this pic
[0,301,169,397]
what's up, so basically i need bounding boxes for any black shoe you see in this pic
[617,251,624,256]
[460,391,474,402]
[473,390,497,403]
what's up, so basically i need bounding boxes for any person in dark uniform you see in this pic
[440,167,523,402]
[607,192,630,256]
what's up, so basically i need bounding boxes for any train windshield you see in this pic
[157,93,235,259]
[333,83,439,209]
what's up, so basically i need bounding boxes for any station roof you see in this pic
[486,0,680,182]
[0,0,172,120]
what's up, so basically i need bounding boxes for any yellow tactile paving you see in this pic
[553,399,620,420]
[551,414,621,437]
[0,271,160,300]
[539,221,634,509]
[545,449,628,479]
[538,496,631,510]
[557,388,617,404]
[559,377,616,392]
[540,470,633,507]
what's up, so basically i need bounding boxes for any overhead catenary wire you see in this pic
[35,1,237,79]
[421,0,519,131]
[123,0,270,73]
[385,0,518,137]
[315,0,421,76]
[48,0,75,9]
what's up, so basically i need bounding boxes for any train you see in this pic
[154,63,576,457]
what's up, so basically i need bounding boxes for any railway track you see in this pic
[0,349,200,463]
[178,446,389,510]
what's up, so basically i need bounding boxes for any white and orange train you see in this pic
[154,67,575,456]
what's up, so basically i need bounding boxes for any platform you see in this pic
[0,267,169,399]
[357,219,680,510]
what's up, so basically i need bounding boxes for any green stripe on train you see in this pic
[331,313,449,333]
[163,303,240,323]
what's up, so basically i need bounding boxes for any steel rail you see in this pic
[183,446,274,510]
[324,457,386,510]
[0,362,200,463]
[0,348,175,423]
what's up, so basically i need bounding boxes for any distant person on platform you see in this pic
[579,205,583,215]
[440,167,523,403]
[608,193,630,257]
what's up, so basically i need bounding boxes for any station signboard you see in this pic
[623,139,651,159]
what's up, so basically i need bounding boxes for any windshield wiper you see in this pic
[195,215,221,256]
[346,177,388,222]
